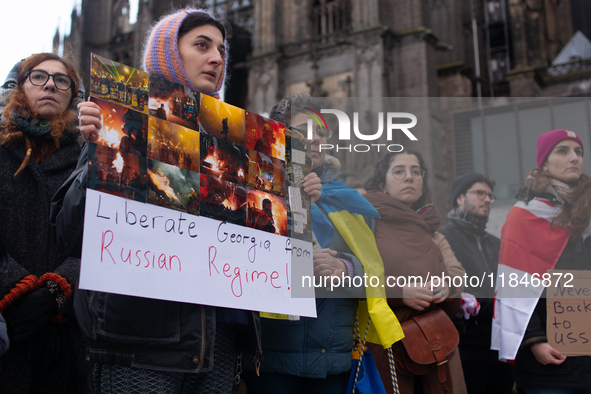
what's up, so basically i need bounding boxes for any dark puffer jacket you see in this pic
[438,218,500,347]
[50,143,261,373]
[242,164,362,378]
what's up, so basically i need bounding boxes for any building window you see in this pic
[311,0,351,38]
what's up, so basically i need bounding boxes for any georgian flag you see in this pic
[491,197,571,361]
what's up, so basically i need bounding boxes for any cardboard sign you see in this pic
[547,269,591,356]
[80,189,316,317]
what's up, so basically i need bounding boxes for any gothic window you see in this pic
[311,0,351,37]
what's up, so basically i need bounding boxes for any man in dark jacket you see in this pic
[438,172,515,394]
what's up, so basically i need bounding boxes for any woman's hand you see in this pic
[402,285,433,311]
[303,172,322,204]
[313,248,346,277]
[77,100,102,142]
[530,342,566,365]
[428,281,450,304]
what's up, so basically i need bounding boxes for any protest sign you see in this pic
[547,269,591,356]
[80,53,315,317]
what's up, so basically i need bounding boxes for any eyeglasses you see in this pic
[24,70,74,91]
[312,127,332,140]
[389,167,425,180]
[467,190,496,203]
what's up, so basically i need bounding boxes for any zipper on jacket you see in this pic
[476,240,491,273]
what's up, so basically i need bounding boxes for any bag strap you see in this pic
[352,315,371,394]
[410,314,448,383]
[387,347,401,394]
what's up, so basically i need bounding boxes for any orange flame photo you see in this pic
[200,133,247,186]
[149,74,200,131]
[90,97,148,157]
[88,143,147,202]
[199,174,247,226]
[247,190,288,236]
[148,117,200,173]
[245,111,286,161]
[200,95,245,145]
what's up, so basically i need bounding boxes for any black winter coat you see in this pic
[50,143,262,373]
[515,236,591,390]
[0,138,89,393]
[438,219,499,348]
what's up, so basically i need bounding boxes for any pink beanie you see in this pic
[142,8,227,99]
[536,129,584,169]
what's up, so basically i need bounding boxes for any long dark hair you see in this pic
[364,150,431,210]
[523,168,591,239]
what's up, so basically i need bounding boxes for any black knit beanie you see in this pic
[450,172,487,207]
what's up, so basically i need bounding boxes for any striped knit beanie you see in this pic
[143,8,227,99]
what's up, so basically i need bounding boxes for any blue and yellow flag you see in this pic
[312,182,404,347]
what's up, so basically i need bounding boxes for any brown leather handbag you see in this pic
[394,308,459,383]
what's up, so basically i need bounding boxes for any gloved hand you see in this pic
[27,323,60,365]
[4,287,58,341]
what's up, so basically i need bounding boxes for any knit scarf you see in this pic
[545,178,574,205]
[447,206,488,234]
[520,173,575,206]
[7,114,78,147]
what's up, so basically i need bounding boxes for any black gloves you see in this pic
[5,287,58,341]
[27,324,61,365]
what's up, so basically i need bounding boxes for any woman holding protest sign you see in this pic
[0,53,91,393]
[492,129,591,393]
[239,94,398,394]
[363,151,462,393]
[52,8,322,394]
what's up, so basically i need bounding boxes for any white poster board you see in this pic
[80,189,317,317]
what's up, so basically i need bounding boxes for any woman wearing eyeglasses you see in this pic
[492,129,591,393]
[363,151,462,394]
[0,53,90,393]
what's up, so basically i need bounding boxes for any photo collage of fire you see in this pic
[87,53,312,241]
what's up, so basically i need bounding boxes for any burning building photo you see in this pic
[199,94,245,145]
[147,160,200,215]
[149,74,200,131]
[200,133,247,186]
[199,174,246,226]
[90,53,149,114]
[148,117,200,173]
[247,150,286,197]
[247,190,288,236]
[245,111,285,160]
[88,143,147,202]
[90,97,148,157]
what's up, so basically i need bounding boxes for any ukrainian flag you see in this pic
[312,181,404,348]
